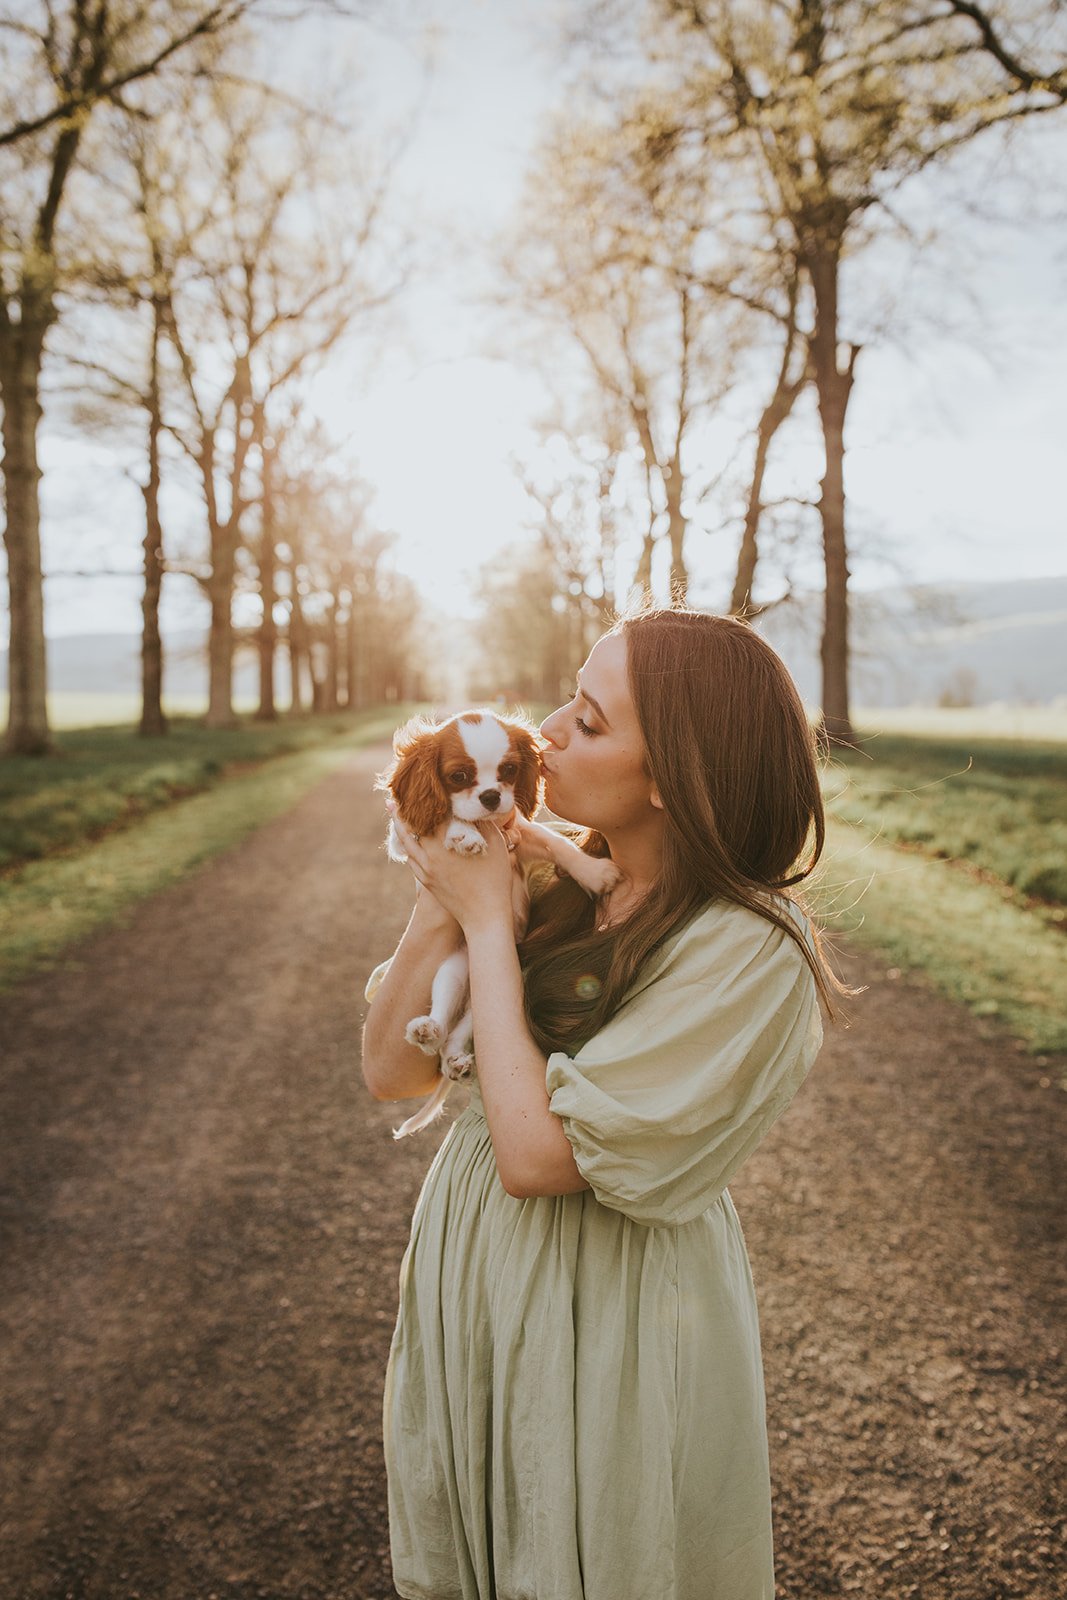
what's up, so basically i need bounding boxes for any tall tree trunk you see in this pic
[255,429,277,722]
[344,588,357,710]
[0,321,52,755]
[632,404,661,598]
[205,549,237,728]
[347,588,364,711]
[664,453,687,604]
[806,243,856,744]
[323,589,339,713]
[594,463,617,623]
[286,548,307,716]
[1,113,84,757]
[139,301,167,737]
[730,324,806,617]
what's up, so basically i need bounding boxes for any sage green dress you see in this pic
[364,898,822,1600]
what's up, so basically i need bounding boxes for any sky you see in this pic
[23,0,1067,638]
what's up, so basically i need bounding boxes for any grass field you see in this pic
[826,731,1067,908]
[0,689,268,730]
[854,704,1067,743]
[0,707,418,872]
[816,727,1067,1055]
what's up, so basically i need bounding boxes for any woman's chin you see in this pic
[541,777,573,824]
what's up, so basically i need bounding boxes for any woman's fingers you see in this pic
[389,806,425,861]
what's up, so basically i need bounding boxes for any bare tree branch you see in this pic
[0,1,255,147]
[946,0,1067,98]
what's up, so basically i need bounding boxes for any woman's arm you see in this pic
[386,813,588,1198]
[464,919,589,1200]
[361,890,466,1102]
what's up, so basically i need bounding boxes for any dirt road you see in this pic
[1,743,1063,1599]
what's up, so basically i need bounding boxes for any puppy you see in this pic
[376,709,622,1137]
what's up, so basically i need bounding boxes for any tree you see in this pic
[0,2,254,149]
[271,430,377,714]
[472,540,577,705]
[158,76,404,726]
[504,113,745,604]
[654,0,1067,740]
[516,421,624,645]
[59,101,216,738]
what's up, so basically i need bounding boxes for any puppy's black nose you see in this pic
[479,789,501,810]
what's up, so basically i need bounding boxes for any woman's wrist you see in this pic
[461,907,515,942]
[409,883,459,935]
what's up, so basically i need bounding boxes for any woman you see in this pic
[362,607,841,1600]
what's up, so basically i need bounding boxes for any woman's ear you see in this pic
[650,782,664,811]
[390,728,451,837]
[508,724,545,819]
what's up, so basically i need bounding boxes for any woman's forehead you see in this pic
[582,634,633,717]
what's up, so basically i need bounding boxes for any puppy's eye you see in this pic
[499,763,517,782]
[449,771,475,788]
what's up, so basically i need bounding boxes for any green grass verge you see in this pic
[825,732,1067,909]
[0,708,411,990]
[811,815,1067,1055]
[0,709,418,873]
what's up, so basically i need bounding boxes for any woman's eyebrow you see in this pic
[576,674,611,728]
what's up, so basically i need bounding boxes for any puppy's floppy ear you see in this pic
[379,717,452,837]
[506,722,544,819]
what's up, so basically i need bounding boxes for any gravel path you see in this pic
[1,742,1063,1600]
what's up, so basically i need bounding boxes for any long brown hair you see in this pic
[518,605,845,1054]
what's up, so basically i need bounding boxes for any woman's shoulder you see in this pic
[638,895,812,995]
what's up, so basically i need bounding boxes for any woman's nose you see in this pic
[539,707,565,746]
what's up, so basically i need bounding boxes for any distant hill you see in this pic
[748,576,1067,708]
[3,576,1065,709]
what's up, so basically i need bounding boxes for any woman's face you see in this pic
[538,633,661,834]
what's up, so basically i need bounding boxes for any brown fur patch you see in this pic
[385,724,451,836]
[505,722,544,818]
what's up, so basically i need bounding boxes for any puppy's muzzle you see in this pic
[478,790,501,811]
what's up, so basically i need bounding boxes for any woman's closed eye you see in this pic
[574,714,597,738]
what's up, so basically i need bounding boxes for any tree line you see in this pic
[3,3,1065,755]
[1,0,423,754]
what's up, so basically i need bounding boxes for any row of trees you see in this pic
[5,3,1065,753]
[500,0,1067,740]
[1,0,422,754]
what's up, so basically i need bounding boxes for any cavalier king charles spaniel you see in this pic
[376,708,622,1137]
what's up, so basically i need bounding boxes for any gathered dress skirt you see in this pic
[370,896,824,1600]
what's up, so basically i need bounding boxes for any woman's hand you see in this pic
[389,804,514,937]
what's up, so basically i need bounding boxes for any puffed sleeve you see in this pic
[545,900,823,1227]
[364,958,393,1004]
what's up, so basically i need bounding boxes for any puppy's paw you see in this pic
[442,1050,475,1082]
[404,1016,444,1055]
[446,825,486,857]
[574,857,626,897]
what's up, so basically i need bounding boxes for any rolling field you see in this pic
[853,704,1067,743]
[0,689,266,729]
